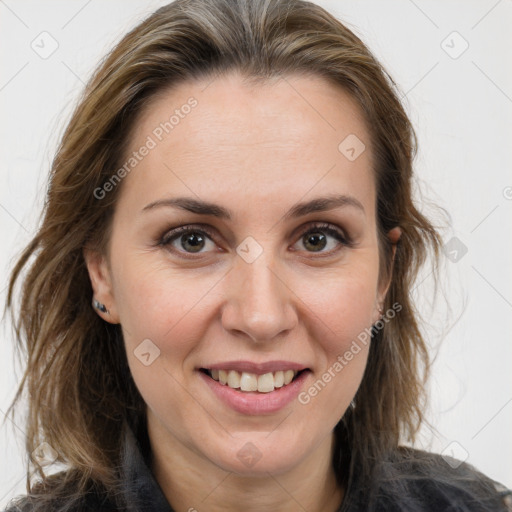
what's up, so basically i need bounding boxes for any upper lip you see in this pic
[200,360,310,375]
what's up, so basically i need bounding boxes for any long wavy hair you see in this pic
[5,0,448,508]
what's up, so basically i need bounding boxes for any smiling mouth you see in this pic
[200,368,309,393]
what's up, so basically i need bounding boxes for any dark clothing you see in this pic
[6,421,512,511]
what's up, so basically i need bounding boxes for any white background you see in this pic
[1,0,511,506]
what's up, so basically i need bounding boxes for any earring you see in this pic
[93,298,108,314]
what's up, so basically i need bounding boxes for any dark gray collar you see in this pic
[120,422,174,512]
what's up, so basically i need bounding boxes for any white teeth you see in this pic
[240,372,258,391]
[284,369,295,385]
[257,373,274,393]
[208,368,301,392]
[274,370,284,388]
[227,370,240,389]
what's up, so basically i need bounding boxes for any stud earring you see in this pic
[93,298,108,314]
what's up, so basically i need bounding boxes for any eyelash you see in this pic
[158,222,353,259]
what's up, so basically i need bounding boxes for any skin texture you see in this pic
[85,71,400,512]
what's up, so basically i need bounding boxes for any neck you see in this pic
[148,417,345,512]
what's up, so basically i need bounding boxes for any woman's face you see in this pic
[87,71,397,475]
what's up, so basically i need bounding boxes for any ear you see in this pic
[83,247,120,324]
[372,226,402,324]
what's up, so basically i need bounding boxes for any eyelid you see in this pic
[293,221,351,244]
[159,223,218,246]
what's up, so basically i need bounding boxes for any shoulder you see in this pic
[381,447,512,511]
[3,471,119,512]
[4,494,117,512]
[3,495,116,512]
[346,447,512,512]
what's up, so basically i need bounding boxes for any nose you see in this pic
[220,251,298,344]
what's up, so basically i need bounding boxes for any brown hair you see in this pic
[5,0,447,507]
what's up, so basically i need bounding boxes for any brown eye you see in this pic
[302,231,327,252]
[179,232,206,253]
[294,223,351,255]
[160,225,217,256]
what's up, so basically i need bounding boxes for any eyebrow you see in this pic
[142,194,365,219]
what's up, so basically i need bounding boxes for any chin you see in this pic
[203,429,316,477]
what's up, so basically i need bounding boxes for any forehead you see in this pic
[118,71,375,219]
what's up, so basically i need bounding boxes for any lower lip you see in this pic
[198,370,311,415]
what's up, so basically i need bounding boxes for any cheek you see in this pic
[115,262,213,424]
[112,251,210,337]
[289,264,377,408]
[112,256,233,404]
[293,264,379,350]
[293,275,374,419]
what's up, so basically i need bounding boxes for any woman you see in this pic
[4,0,511,510]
